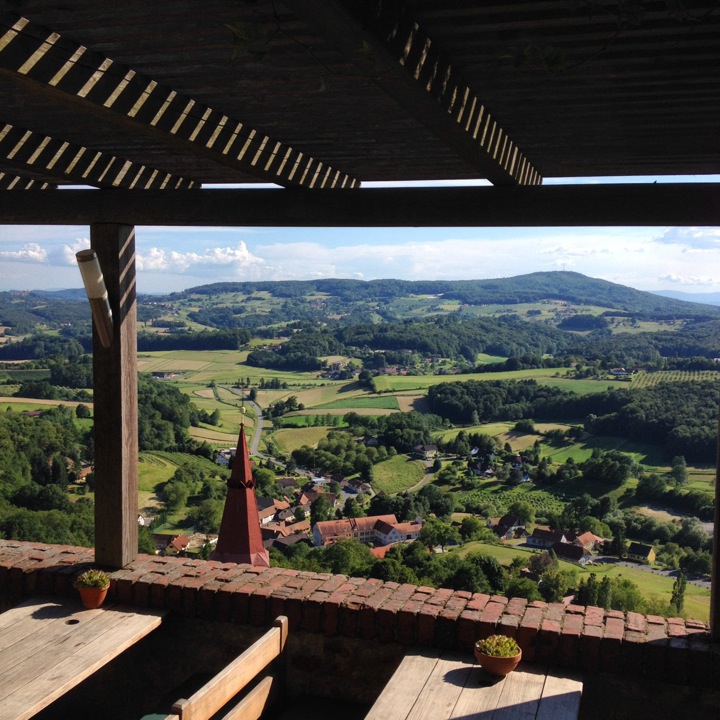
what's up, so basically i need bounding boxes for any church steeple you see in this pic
[212,423,269,567]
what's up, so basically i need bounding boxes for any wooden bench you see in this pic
[150,615,288,720]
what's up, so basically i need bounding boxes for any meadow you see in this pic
[454,540,710,621]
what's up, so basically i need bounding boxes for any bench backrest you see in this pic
[168,615,289,720]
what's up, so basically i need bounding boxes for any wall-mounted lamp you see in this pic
[76,249,114,348]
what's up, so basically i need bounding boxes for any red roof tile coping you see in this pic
[0,540,714,687]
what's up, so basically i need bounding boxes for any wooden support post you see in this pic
[711,410,720,641]
[91,223,137,568]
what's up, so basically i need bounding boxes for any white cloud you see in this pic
[0,243,47,262]
[136,241,265,277]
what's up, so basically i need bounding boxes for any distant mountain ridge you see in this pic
[180,272,720,318]
[653,289,720,307]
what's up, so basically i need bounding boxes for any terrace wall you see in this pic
[1,539,718,713]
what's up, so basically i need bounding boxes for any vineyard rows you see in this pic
[631,370,720,389]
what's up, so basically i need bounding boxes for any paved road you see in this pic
[222,386,265,457]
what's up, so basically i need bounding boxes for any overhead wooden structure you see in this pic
[2,1,719,194]
[1,0,719,635]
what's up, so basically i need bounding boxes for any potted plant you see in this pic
[73,569,111,609]
[474,634,522,677]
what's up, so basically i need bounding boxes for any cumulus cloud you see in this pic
[49,238,90,265]
[0,243,47,262]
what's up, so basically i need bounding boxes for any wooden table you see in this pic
[365,648,583,720]
[0,596,166,720]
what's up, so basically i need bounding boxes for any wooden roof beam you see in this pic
[288,0,541,186]
[0,14,359,190]
[0,170,55,189]
[2,183,719,226]
[0,121,195,189]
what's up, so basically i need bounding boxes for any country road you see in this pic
[222,386,264,456]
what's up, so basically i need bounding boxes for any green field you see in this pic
[372,369,616,396]
[453,541,710,622]
[315,396,400,410]
[273,427,331,454]
[373,455,427,495]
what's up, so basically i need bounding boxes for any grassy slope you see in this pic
[373,455,427,495]
[454,541,709,622]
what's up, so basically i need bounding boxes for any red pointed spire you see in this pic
[212,424,269,567]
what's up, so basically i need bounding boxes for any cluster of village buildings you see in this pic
[490,513,656,565]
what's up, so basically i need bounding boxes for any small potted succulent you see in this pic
[73,569,111,609]
[474,634,522,676]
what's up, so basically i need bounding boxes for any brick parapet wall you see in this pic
[1,540,717,689]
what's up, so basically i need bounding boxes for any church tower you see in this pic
[212,423,270,567]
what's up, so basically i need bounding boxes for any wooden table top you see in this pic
[365,648,583,720]
[0,596,166,720]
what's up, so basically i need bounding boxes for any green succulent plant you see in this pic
[474,634,520,658]
[73,569,111,590]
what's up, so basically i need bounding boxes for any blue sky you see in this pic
[2,177,719,295]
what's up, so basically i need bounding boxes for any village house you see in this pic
[552,542,592,566]
[413,444,438,460]
[627,542,656,564]
[574,531,604,552]
[491,513,528,542]
[312,514,421,548]
[256,497,291,526]
[372,518,425,546]
[527,527,569,550]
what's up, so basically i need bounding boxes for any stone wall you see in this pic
[0,539,716,702]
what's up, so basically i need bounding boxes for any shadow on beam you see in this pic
[2,184,720,227]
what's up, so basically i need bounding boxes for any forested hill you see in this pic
[179,272,720,319]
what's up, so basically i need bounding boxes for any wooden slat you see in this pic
[405,653,473,720]
[222,675,275,720]
[0,13,358,189]
[365,649,440,720]
[0,171,55,189]
[172,616,288,720]
[289,0,540,186]
[492,666,546,719]
[450,665,508,717]
[0,121,193,188]
[536,671,583,720]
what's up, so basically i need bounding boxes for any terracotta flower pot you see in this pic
[78,586,109,609]
[473,647,522,677]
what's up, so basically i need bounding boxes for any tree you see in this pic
[138,525,157,555]
[670,455,688,485]
[419,518,461,552]
[504,576,541,601]
[75,404,91,419]
[507,500,535,527]
[310,495,333,525]
[459,516,484,541]
[609,527,627,558]
[321,539,374,576]
[576,573,599,606]
[670,572,687,614]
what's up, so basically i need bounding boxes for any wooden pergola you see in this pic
[1,1,719,634]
